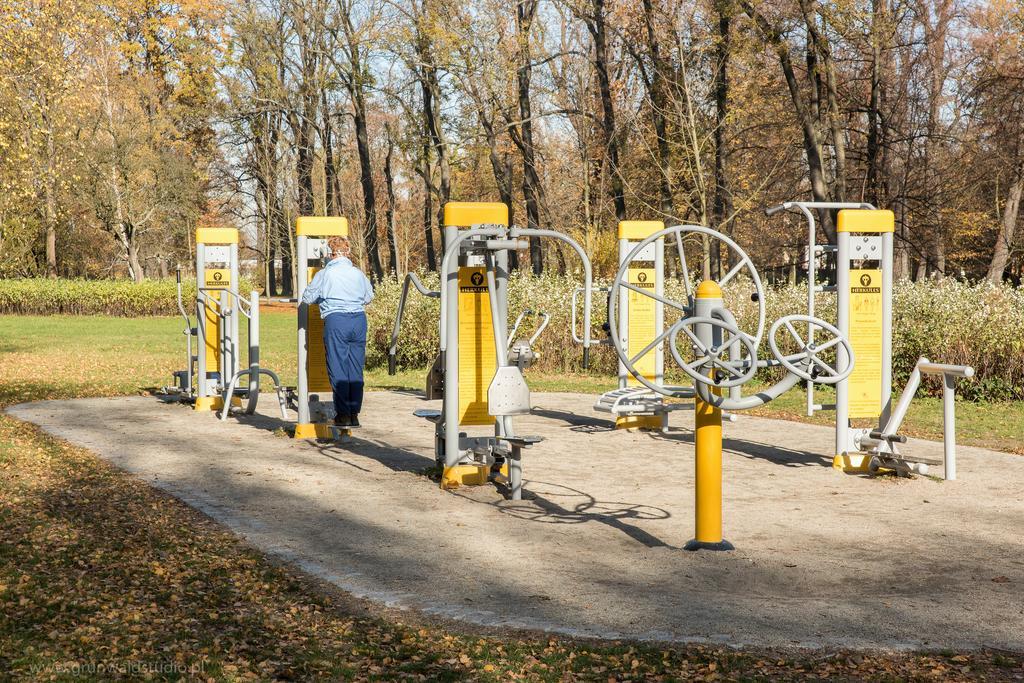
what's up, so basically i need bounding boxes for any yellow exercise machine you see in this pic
[764,203,973,479]
[169,227,286,420]
[292,216,351,440]
[592,220,676,430]
[390,201,593,499]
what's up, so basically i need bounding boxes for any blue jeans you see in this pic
[322,311,367,416]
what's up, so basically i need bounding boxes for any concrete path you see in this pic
[8,392,1024,650]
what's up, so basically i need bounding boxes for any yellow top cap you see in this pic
[443,202,509,228]
[696,279,723,299]
[837,209,894,234]
[195,227,239,245]
[296,216,348,237]
[618,220,665,240]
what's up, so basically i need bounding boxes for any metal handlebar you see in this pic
[389,273,440,375]
[764,201,877,217]
[507,310,550,348]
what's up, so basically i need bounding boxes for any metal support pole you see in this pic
[943,374,957,481]
[617,236,629,390]
[230,242,241,379]
[834,231,851,463]
[880,231,894,428]
[248,290,260,403]
[442,225,462,468]
[195,243,210,406]
[509,447,523,500]
[485,251,513,443]
[796,204,817,417]
[296,235,311,429]
[195,298,207,400]
[684,280,733,551]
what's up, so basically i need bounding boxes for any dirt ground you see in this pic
[8,391,1024,651]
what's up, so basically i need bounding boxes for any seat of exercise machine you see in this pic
[413,408,443,423]
[504,435,544,447]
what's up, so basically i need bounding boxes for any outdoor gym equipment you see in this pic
[591,221,678,430]
[168,227,286,419]
[389,202,593,499]
[291,216,352,440]
[764,202,973,479]
[605,224,853,550]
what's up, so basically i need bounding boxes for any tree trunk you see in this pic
[742,1,837,240]
[278,210,293,297]
[516,0,544,273]
[322,94,341,217]
[482,113,518,270]
[384,131,399,277]
[588,0,626,223]
[127,235,144,283]
[420,62,451,250]
[865,0,883,205]
[351,84,385,282]
[294,107,316,218]
[420,138,437,269]
[268,226,278,296]
[641,0,676,223]
[44,124,58,278]
[711,0,732,273]
[988,169,1023,282]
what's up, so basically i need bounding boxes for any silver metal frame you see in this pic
[405,221,595,500]
[764,201,875,417]
[194,238,240,404]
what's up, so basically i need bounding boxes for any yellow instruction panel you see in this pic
[305,266,332,393]
[457,267,496,426]
[202,268,230,373]
[626,260,657,385]
[203,292,221,373]
[848,269,883,418]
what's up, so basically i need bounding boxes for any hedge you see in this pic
[375,273,1024,402]
[2,275,1022,400]
[0,278,256,317]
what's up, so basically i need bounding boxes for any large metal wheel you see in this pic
[608,225,765,399]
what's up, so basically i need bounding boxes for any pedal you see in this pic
[505,435,543,448]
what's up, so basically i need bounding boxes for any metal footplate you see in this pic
[594,387,696,416]
[594,388,666,415]
[413,408,443,423]
[505,435,543,448]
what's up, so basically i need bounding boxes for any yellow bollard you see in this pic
[684,280,734,551]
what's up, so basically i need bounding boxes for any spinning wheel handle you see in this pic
[668,316,758,389]
[768,314,854,384]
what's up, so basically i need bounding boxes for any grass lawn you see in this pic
[1,312,1023,679]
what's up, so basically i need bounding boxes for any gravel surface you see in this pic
[9,391,1024,650]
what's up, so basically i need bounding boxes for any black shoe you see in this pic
[334,414,352,427]
[350,414,361,428]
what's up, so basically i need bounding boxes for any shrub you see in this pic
[374,273,1024,401]
[0,278,256,317]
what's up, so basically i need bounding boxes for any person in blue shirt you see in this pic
[301,236,374,428]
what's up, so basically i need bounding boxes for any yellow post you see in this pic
[684,280,734,551]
